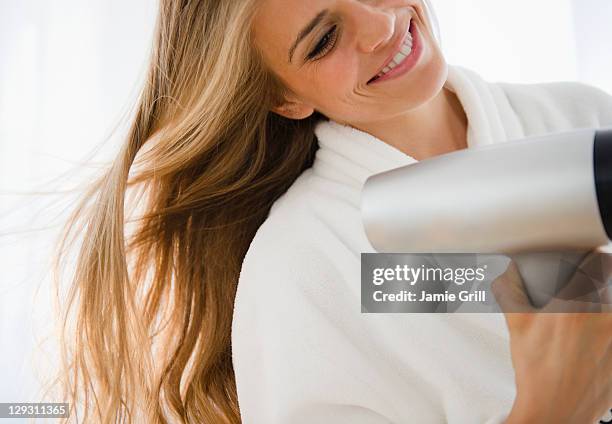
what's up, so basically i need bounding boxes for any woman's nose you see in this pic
[350,2,396,53]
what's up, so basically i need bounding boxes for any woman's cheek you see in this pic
[328,55,360,90]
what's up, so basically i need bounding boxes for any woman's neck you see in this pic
[353,87,469,161]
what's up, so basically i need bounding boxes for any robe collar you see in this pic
[312,64,511,186]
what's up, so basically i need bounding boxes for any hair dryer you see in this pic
[361,128,612,307]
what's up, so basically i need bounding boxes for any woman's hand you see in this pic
[491,252,612,424]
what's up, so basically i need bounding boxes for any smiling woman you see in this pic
[52,0,612,423]
[251,0,465,160]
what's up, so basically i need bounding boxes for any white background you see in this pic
[1,0,612,405]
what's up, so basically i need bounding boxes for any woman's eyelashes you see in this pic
[307,25,339,61]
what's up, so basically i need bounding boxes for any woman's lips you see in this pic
[367,19,422,85]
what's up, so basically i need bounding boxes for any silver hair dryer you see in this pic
[361,128,612,307]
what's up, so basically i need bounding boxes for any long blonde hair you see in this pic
[53,0,324,422]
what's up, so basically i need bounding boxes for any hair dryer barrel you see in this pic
[361,128,612,253]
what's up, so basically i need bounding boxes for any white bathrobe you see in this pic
[231,64,612,424]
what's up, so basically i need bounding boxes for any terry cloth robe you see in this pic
[231,64,612,424]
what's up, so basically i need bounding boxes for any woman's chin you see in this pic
[383,56,448,107]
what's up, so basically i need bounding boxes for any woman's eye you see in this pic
[307,25,338,61]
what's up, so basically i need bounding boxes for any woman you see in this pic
[54,0,612,422]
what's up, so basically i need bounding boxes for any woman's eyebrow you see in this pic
[288,9,329,63]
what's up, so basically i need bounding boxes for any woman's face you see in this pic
[252,0,448,126]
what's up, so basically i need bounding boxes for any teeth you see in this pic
[400,44,412,55]
[386,35,413,66]
[393,52,406,64]
[372,30,414,81]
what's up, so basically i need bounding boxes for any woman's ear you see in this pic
[271,100,315,120]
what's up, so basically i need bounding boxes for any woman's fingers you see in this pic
[491,260,533,310]
[491,260,536,331]
[546,251,612,312]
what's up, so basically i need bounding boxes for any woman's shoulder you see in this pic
[237,204,340,293]
[232,164,357,327]
[236,173,337,286]
[494,77,612,129]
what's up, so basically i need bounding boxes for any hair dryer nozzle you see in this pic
[362,128,612,253]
